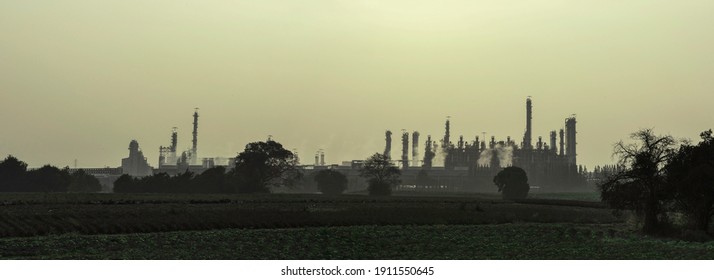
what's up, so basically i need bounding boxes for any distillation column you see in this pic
[412,131,420,167]
[402,131,409,169]
[523,97,533,149]
[565,117,577,165]
[191,109,199,165]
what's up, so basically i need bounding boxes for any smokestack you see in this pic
[443,117,451,150]
[550,131,557,154]
[384,130,392,159]
[170,127,178,153]
[402,131,409,169]
[565,116,577,165]
[192,108,199,164]
[412,131,420,167]
[523,97,533,149]
[320,151,325,166]
[559,129,565,156]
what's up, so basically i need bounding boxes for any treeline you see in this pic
[115,140,305,194]
[113,167,233,194]
[0,156,102,192]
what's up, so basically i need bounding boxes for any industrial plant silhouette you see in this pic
[83,97,587,192]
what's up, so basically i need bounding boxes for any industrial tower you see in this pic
[192,108,199,165]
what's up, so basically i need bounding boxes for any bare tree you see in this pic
[599,129,676,234]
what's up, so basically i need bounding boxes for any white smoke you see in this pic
[433,143,444,167]
[496,144,513,167]
[477,143,514,167]
[477,149,491,167]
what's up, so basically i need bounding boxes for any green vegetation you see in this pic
[2,192,713,259]
[0,193,618,238]
[3,224,713,259]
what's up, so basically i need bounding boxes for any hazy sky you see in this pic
[1,1,712,169]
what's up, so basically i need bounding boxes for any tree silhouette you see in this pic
[314,169,348,195]
[599,129,676,234]
[359,153,400,196]
[68,169,102,192]
[493,166,530,199]
[0,155,28,192]
[113,174,136,193]
[192,166,230,193]
[666,129,714,232]
[231,140,302,193]
[27,165,71,192]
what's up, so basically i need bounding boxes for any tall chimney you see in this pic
[192,108,199,164]
[170,127,178,153]
[559,129,565,156]
[402,131,409,169]
[565,116,577,165]
[384,130,392,159]
[523,97,533,149]
[412,131,420,167]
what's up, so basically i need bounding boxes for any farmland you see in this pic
[3,224,714,259]
[1,191,712,259]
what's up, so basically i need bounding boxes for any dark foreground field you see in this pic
[3,224,714,259]
[0,192,613,237]
[1,192,712,259]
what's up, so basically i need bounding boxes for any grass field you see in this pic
[1,191,711,259]
[0,192,615,238]
[3,224,713,259]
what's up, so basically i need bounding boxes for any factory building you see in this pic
[121,140,153,177]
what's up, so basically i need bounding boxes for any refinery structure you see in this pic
[89,97,586,192]
[368,97,584,191]
[155,109,231,173]
[299,96,585,192]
